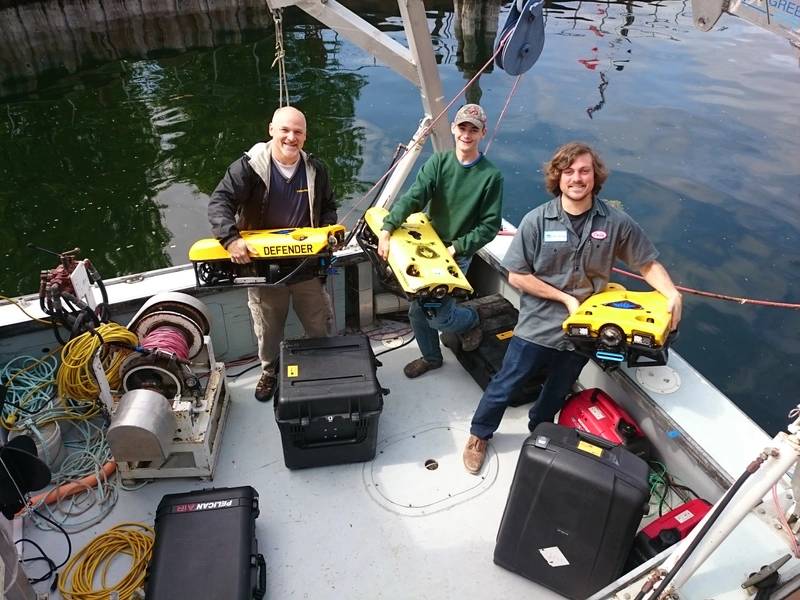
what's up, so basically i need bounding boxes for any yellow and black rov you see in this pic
[562,284,676,369]
[189,225,345,288]
[355,206,473,306]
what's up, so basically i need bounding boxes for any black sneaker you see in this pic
[255,367,277,402]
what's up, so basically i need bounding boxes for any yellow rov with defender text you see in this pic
[189,225,345,288]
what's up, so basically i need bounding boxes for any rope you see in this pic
[58,522,154,600]
[57,323,137,402]
[485,74,524,155]
[1,353,59,425]
[10,398,119,532]
[271,8,290,107]
[772,483,800,557]
[337,26,517,227]
[612,267,800,310]
[0,293,52,324]
[140,325,190,361]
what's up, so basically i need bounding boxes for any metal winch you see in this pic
[107,292,230,480]
[119,292,211,400]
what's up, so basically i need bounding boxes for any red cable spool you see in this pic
[140,326,191,362]
[120,326,194,397]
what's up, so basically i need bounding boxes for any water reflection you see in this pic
[1,1,369,297]
[0,1,274,98]
[452,0,501,104]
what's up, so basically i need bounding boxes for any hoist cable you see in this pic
[271,8,290,107]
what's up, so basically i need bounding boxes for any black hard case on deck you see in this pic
[494,423,650,599]
[442,294,546,406]
[146,486,265,600]
[275,335,384,470]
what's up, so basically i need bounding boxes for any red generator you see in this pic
[630,498,712,564]
[557,388,650,458]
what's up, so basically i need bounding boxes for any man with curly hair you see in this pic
[462,141,682,474]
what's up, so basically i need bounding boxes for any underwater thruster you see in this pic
[355,206,473,305]
[562,284,676,369]
[188,225,345,288]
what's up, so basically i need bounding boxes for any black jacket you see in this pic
[208,141,338,248]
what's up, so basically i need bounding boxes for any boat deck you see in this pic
[23,326,565,599]
[6,255,792,599]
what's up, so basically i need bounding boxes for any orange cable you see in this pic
[612,267,800,310]
[23,460,117,511]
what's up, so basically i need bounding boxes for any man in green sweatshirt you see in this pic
[377,104,504,378]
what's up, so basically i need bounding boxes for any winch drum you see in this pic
[107,389,177,463]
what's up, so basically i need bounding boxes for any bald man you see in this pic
[209,107,338,402]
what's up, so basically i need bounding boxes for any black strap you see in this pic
[253,554,267,600]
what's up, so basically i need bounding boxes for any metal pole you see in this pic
[652,433,800,597]
[374,119,432,210]
[398,0,454,152]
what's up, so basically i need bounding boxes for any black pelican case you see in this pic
[146,486,266,600]
[442,294,546,406]
[494,423,650,599]
[275,335,384,469]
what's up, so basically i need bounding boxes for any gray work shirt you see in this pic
[503,197,659,349]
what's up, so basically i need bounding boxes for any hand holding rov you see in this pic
[228,238,256,264]
[377,230,391,261]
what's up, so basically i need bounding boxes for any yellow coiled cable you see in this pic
[57,323,137,402]
[58,522,154,600]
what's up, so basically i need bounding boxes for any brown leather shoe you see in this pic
[463,434,488,474]
[403,358,443,379]
[459,324,483,352]
[254,367,277,402]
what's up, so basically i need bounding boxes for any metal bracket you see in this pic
[691,0,729,31]
[741,553,791,589]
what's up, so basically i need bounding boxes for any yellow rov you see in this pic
[189,225,345,288]
[357,206,473,301]
[562,283,675,368]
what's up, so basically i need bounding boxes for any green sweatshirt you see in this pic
[381,151,504,257]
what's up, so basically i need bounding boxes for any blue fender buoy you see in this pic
[495,0,546,76]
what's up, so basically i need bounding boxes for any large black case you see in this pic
[146,486,265,600]
[275,335,384,469]
[442,294,545,406]
[494,423,650,599]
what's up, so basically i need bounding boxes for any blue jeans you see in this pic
[470,336,589,439]
[409,256,477,365]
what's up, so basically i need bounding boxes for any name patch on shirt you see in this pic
[544,229,568,243]
[591,230,607,240]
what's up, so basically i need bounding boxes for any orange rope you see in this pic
[613,267,800,310]
[498,229,799,310]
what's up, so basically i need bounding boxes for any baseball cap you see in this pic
[454,104,487,129]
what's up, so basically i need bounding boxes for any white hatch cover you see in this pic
[635,365,682,394]
[363,424,498,516]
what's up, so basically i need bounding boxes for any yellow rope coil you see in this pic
[57,323,137,402]
[58,522,154,600]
